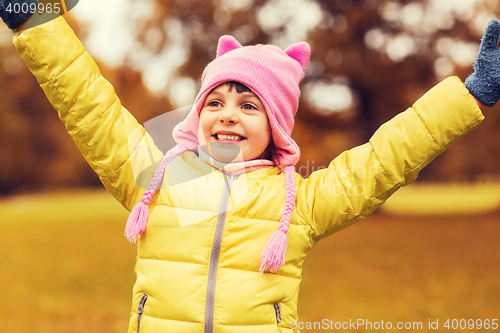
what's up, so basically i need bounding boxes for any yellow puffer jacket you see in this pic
[13,16,484,333]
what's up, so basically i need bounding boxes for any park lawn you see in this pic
[301,213,500,331]
[381,182,500,215]
[0,189,135,333]
[1,188,500,332]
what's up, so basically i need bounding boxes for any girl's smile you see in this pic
[198,82,272,162]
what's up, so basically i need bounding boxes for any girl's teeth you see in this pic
[217,134,242,141]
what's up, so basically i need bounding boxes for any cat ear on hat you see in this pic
[217,35,243,57]
[285,42,311,70]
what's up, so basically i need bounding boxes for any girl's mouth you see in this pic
[214,133,245,141]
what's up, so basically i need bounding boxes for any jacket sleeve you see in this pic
[295,76,484,243]
[12,15,164,211]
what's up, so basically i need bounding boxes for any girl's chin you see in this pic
[201,142,243,162]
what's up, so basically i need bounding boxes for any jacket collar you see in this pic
[197,146,275,175]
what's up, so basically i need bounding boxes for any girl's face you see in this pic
[199,82,272,162]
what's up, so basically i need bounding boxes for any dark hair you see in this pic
[225,81,252,94]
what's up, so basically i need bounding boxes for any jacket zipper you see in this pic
[204,175,235,333]
[137,293,148,333]
[274,303,282,332]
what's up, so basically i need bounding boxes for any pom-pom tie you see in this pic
[124,145,188,243]
[125,200,149,243]
[259,229,288,273]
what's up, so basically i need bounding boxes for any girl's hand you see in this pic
[15,9,38,31]
[465,18,500,107]
[0,0,38,30]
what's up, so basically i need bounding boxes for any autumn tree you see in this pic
[1,0,500,194]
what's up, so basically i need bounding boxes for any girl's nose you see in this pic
[218,106,239,124]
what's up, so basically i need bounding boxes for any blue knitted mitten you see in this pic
[465,19,500,107]
[0,0,38,30]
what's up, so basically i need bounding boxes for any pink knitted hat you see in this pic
[126,35,311,274]
[172,35,310,167]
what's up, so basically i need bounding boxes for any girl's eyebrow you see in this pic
[207,90,223,97]
[208,90,259,98]
[237,91,259,98]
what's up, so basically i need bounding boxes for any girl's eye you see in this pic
[242,103,257,110]
[208,101,222,107]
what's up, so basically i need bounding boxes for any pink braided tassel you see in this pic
[125,145,187,242]
[125,190,154,242]
[259,229,288,273]
[260,166,296,273]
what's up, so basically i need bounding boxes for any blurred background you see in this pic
[1,0,500,332]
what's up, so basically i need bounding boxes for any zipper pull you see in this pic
[138,294,148,314]
[274,303,283,333]
[274,303,281,323]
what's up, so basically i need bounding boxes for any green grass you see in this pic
[1,188,500,332]
[381,183,500,215]
[0,189,135,333]
[300,213,500,331]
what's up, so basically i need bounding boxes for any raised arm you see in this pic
[296,18,500,243]
[296,76,484,243]
[11,14,163,210]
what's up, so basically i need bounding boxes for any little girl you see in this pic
[3,6,499,333]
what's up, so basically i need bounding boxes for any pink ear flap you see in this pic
[285,42,311,70]
[217,35,243,57]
